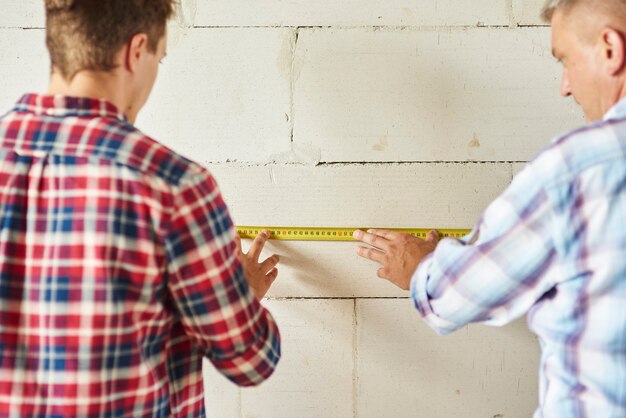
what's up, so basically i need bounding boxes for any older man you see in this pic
[354,0,626,416]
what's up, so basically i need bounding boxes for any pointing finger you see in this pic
[367,229,398,240]
[353,230,390,251]
[248,230,269,261]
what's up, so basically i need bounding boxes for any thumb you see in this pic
[425,230,439,243]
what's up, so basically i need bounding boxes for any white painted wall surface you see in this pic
[513,0,551,26]
[0,1,586,417]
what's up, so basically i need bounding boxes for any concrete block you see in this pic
[0,29,49,113]
[0,0,196,30]
[0,0,196,29]
[356,299,540,418]
[208,162,512,297]
[137,27,293,163]
[513,0,548,26]
[203,299,355,417]
[195,0,509,27]
[293,27,584,162]
[203,359,241,417]
[0,1,45,28]
[512,162,527,177]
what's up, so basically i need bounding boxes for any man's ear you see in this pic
[601,28,626,76]
[124,33,149,73]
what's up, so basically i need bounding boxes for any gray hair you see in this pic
[541,0,626,22]
[541,0,578,22]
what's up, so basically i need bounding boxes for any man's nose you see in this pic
[560,71,572,97]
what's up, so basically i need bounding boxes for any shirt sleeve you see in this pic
[164,170,280,386]
[410,162,560,335]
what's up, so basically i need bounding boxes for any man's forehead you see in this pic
[550,27,563,57]
[549,9,568,56]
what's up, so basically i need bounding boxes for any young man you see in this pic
[0,1,280,416]
[354,0,626,416]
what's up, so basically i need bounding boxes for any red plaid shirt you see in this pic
[0,94,280,417]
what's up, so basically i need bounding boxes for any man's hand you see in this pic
[353,229,439,290]
[235,230,279,300]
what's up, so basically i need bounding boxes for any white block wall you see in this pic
[1,1,585,417]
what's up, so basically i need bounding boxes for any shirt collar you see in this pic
[14,94,127,122]
[603,97,626,121]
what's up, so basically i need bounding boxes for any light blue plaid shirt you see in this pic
[412,98,626,418]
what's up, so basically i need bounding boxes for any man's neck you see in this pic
[47,70,134,122]
[616,81,626,108]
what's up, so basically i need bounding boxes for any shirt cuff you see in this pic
[410,251,462,336]
[208,308,281,387]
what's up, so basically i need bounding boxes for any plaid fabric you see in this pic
[412,98,626,417]
[0,94,280,417]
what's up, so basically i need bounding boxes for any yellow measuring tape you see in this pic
[236,226,472,241]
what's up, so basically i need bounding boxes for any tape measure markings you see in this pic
[235,226,471,241]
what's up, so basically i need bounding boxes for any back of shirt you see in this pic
[0,94,280,417]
